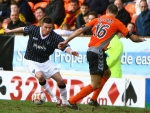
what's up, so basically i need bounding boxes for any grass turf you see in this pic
[0,100,150,113]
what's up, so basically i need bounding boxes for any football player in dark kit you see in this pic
[5,17,79,106]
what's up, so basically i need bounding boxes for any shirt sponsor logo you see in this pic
[33,43,46,51]
[33,37,38,40]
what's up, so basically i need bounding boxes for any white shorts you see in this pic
[24,59,59,79]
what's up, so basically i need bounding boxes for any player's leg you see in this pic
[67,49,104,110]
[51,72,67,106]
[24,59,57,103]
[35,71,58,102]
[89,69,111,106]
[67,74,102,110]
[89,50,111,106]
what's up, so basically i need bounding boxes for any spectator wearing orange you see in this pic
[0,17,4,34]
[114,0,131,26]
[75,2,89,29]
[60,0,80,29]
[45,0,65,27]
[84,0,109,16]
[7,11,26,30]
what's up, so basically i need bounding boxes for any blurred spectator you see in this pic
[136,0,150,36]
[3,2,26,27]
[84,0,109,15]
[75,2,89,29]
[0,17,4,34]
[60,0,80,29]
[127,22,135,33]
[7,11,26,29]
[83,11,98,35]
[13,0,35,24]
[34,7,48,26]
[10,2,26,23]
[114,0,131,26]
[88,11,98,22]
[135,0,150,15]
[45,0,65,26]
[54,23,73,35]
[83,13,89,23]
[0,0,11,19]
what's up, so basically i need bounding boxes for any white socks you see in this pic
[59,87,67,104]
[41,81,57,102]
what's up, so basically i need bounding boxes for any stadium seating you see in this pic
[34,2,48,11]
[64,0,71,13]
[41,0,50,3]
[28,2,34,11]
[125,2,136,18]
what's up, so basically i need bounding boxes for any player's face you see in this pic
[41,23,53,35]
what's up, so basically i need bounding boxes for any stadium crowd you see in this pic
[0,0,150,36]
[0,0,147,110]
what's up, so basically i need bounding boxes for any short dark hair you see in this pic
[11,2,20,8]
[81,2,89,8]
[88,11,98,18]
[42,17,53,24]
[107,4,118,15]
[70,0,79,4]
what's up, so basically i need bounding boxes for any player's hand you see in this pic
[58,41,68,49]
[70,51,79,56]
[140,38,146,42]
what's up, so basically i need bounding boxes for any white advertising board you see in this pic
[0,71,145,108]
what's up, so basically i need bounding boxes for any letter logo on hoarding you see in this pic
[122,81,137,105]
[0,76,6,95]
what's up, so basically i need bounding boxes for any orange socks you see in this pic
[69,84,94,104]
[91,77,108,101]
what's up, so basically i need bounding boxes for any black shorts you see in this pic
[87,49,108,76]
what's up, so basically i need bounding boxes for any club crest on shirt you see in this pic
[47,41,50,45]
[33,37,38,40]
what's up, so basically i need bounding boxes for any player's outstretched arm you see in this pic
[58,28,84,49]
[129,34,146,42]
[5,27,24,34]
[65,47,79,56]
